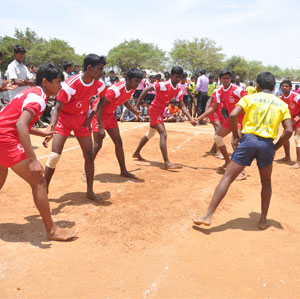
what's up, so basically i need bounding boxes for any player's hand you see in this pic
[232,137,240,148]
[43,135,53,148]
[202,118,208,125]
[190,118,198,126]
[97,127,105,138]
[29,158,44,179]
[43,124,56,137]
[83,116,92,131]
[134,110,141,117]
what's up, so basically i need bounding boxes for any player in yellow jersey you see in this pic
[246,81,256,94]
[193,72,293,230]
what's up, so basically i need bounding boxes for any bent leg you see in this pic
[11,159,76,241]
[258,164,273,229]
[92,131,104,161]
[133,126,153,161]
[193,161,245,226]
[215,126,231,166]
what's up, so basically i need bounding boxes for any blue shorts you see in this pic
[231,134,275,169]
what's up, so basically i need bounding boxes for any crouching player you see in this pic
[193,72,293,230]
[0,63,77,241]
[279,80,300,168]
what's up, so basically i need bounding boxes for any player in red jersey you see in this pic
[279,80,300,168]
[132,66,197,169]
[44,54,107,202]
[85,68,143,179]
[197,69,247,178]
[0,63,77,241]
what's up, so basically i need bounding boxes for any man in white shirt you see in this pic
[6,45,34,101]
[62,61,73,80]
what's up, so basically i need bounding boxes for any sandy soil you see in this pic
[0,122,299,298]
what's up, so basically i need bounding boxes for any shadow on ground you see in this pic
[193,212,283,235]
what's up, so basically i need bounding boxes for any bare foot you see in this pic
[258,220,270,230]
[86,192,102,202]
[47,224,77,241]
[215,152,224,160]
[165,161,181,169]
[291,162,300,169]
[193,216,212,226]
[81,173,86,182]
[277,157,291,162]
[121,171,137,179]
[132,152,146,161]
[235,171,247,181]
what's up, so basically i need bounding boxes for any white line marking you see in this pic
[171,132,201,152]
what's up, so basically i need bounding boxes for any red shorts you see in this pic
[0,140,27,169]
[222,115,243,131]
[92,113,118,132]
[56,112,91,137]
[208,110,225,124]
[149,106,164,127]
[293,119,300,130]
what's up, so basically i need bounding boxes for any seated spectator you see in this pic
[115,105,124,121]
[164,99,184,122]
[120,105,138,122]
[139,101,150,122]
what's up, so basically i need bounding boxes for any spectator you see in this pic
[189,76,197,117]
[6,45,34,101]
[293,84,300,94]
[207,74,217,97]
[195,68,209,119]
[234,75,246,91]
[246,81,256,94]
[139,101,150,121]
[164,71,170,81]
[179,73,191,114]
[156,74,162,82]
[120,72,127,82]
[63,61,73,80]
[164,99,184,122]
[115,105,123,121]
[105,70,117,87]
[145,75,156,104]
[120,101,138,122]
[133,70,147,100]
[30,65,37,80]
[73,64,81,74]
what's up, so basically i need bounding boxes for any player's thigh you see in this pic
[106,127,123,147]
[223,161,245,183]
[258,164,273,184]
[11,159,44,187]
[154,123,166,135]
[216,125,231,137]
[0,165,8,189]
[92,131,104,146]
[212,121,222,132]
[51,134,68,154]
[77,136,93,160]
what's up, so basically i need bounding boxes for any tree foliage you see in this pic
[0,28,84,72]
[107,39,166,72]
[169,38,225,75]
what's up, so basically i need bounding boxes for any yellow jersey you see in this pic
[237,92,291,139]
[246,86,256,94]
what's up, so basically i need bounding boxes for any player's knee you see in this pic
[46,152,61,169]
[214,134,224,147]
[160,131,167,139]
[294,135,300,147]
[145,127,156,140]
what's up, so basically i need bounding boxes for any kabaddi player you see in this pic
[86,68,143,179]
[132,66,197,169]
[279,80,300,168]
[197,69,247,178]
[193,72,292,230]
[44,54,106,201]
[0,63,76,241]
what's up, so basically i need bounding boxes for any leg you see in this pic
[133,126,154,161]
[92,131,104,161]
[76,135,100,201]
[0,164,8,190]
[11,159,76,241]
[215,126,231,167]
[107,127,136,178]
[193,161,245,226]
[258,164,273,229]
[292,129,300,168]
[278,141,291,161]
[44,134,68,192]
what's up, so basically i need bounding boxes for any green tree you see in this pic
[0,28,84,72]
[169,38,224,75]
[247,60,264,80]
[107,39,166,72]
[224,56,248,79]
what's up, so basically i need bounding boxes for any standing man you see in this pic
[63,61,73,80]
[195,69,209,120]
[6,45,34,101]
[193,72,293,230]
[234,75,246,91]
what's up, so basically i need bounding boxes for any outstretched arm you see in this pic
[229,105,244,147]
[197,102,219,122]
[178,101,197,126]
[136,87,154,108]
[275,118,293,151]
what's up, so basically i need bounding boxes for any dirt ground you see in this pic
[0,121,299,298]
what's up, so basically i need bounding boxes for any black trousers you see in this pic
[197,92,209,117]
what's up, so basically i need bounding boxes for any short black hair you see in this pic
[199,69,206,75]
[149,75,156,79]
[0,51,3,58]
[126,68,143,80]
[156,74,162,78]
[219,69,232,78]
[171,66,184,76]
[83,54,106,71]
[209,74,214,79]
[296,84,300,88]
[14,45,26,54]
[256,72,276,91]
[164,71,170,77]
[191,76,196,80]
[109,69,115,74]
[36,62,64,86]
[249,81,254,86]
[280,79,292,88]
[63,61,73,71]
[170,99,176,104]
